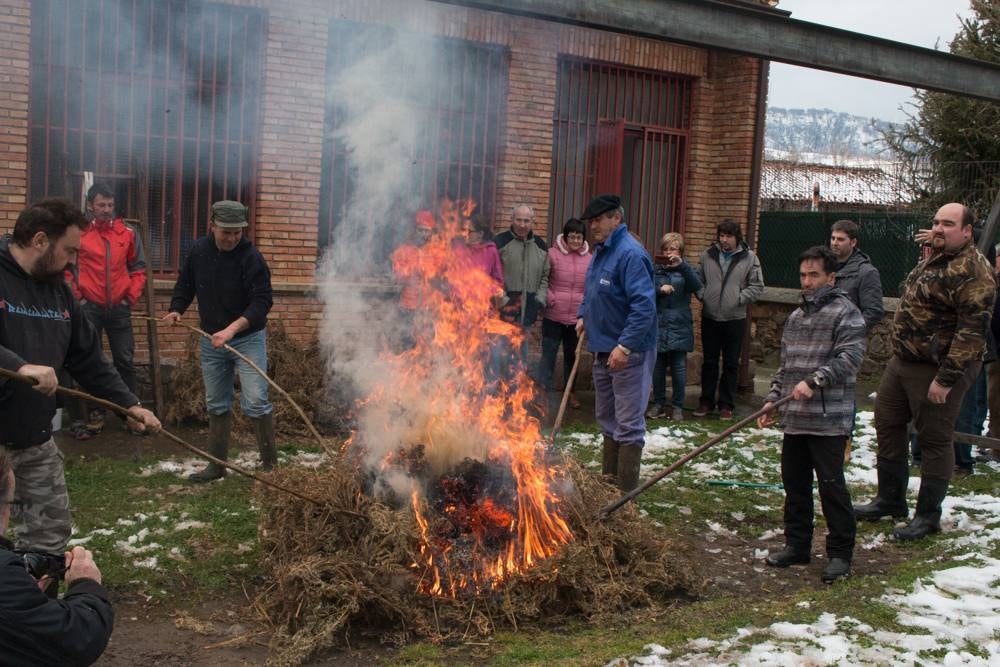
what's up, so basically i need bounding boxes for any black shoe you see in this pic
[765,548,810,567]
[893,475,948,541]
[821,558,851,584]
[853,457,910,521]
[645,405,667,419]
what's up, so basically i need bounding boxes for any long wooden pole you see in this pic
[600,394,795,519]
[124,216,164,418]
[132,315,329,453]
[0,367,323,505]
[549,332,585,443]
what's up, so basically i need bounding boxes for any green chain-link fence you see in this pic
[757,210,929,297]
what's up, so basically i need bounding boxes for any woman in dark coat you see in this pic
[647,232,703,420]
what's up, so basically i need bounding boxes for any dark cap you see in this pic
[580,194,622,221]
[211,200,249,228]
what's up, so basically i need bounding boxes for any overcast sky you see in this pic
[768,0,975,122]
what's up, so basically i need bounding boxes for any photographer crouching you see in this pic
[0,447,113,666]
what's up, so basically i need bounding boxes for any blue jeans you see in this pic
[652,350,687,409]
[200,329,273,418]
[593,349,655,448]
[954,366,988,470]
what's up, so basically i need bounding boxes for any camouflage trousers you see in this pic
[7,439,71,552]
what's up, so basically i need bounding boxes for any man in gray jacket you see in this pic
[830,220,884,333]
[495,204,550,363]
[758,246,866,584]
[694,220,765,419]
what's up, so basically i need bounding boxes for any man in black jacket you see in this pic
[165,200,275,481]
[0,199,159,560]
[829,220,884,333]
[0,448,113,666]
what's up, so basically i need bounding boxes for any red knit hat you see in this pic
[415,210,435,229]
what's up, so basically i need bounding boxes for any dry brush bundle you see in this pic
[162,321,351,437]
[253,457,706,666]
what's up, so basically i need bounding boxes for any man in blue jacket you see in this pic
[164,201,275,481]
[576,194,657,491]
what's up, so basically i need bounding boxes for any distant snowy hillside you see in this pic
[765,107,901,162]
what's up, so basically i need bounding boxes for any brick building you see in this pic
[0,0,768,364]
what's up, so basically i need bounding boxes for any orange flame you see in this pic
[362,199,574,597]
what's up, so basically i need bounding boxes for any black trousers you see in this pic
[699,317,745,410]
[781,433,856,560]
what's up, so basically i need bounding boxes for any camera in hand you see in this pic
[653,254,682,267]
[16,550,67,579]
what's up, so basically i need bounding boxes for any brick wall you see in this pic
[1,0,765,367]
[0,0,29,228]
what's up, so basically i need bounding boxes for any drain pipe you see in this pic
[738,57,770,393]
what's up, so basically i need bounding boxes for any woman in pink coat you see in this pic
[537,218,591,406]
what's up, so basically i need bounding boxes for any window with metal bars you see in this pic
[549,57,692,252]
[28,0,264,273]
[319,20,508,269]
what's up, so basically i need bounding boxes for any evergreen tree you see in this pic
[883,0,1000,213]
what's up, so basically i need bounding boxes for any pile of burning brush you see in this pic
[251,201,705,665]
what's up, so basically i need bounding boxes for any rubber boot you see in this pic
[616,444,643,493]
[893,475,948,540]
[189,412,231,482]
[253,413,277,472]
[601,435,619,480]
[853,456,910,521]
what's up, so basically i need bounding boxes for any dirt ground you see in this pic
[54,386,899,666]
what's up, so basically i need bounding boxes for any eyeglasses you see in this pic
[566,234,584,241]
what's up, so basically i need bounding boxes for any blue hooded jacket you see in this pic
[577,224,657,353]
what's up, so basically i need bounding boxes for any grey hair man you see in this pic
[494,203,550,362]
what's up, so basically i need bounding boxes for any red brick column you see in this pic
[0,0,30,232]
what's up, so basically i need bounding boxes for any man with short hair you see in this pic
[65,182,148,439]
[165,200,276,481]
[694,220,765,420]
[758,246,866,584]
[0,198,160,561]
[0,447,114,666]
[576,194,657,492]
[854,202,996,540]
[829,219,884,333]
[495,204,550,362]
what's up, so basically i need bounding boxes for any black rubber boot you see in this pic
[189,412,231,482]
[616,444,643,492]
[253,413,277,471]
[853,456,910,521]
[821,558,851,583]
[601,435,619,480]
[765,548,810,567]
[893,475,948,541]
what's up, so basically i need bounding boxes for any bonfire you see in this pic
[255,201,704,665]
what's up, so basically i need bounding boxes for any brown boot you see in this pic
[601,435,619,480]
[253,413,277,471]
[189,413,231,482]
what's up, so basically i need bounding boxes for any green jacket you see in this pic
[893,241,996,387]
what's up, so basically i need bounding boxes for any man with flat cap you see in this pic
[575,194,657,491]
[164,201,276,481]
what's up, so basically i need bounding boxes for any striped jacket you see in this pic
[765,285,866,436]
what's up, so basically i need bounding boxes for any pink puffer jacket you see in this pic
[543,234,591,325]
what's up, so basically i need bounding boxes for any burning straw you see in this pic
[254,457,706,665]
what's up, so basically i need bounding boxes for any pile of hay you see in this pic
[254,457,706,665]
[163,321,351,438]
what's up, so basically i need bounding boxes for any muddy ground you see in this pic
[54,388,900,666]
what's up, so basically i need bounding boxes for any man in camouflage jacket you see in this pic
[758,246,866,584]
[854,203,996,540]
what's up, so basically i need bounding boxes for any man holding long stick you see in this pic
[0,198,160,577]
[758,246,866,584]
[164,200,275,480]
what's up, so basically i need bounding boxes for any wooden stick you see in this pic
[600,394,795,519]
[0,367,324,505]
[549,332,586,443]
[124,216,164,419]
[132,315,329,453]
